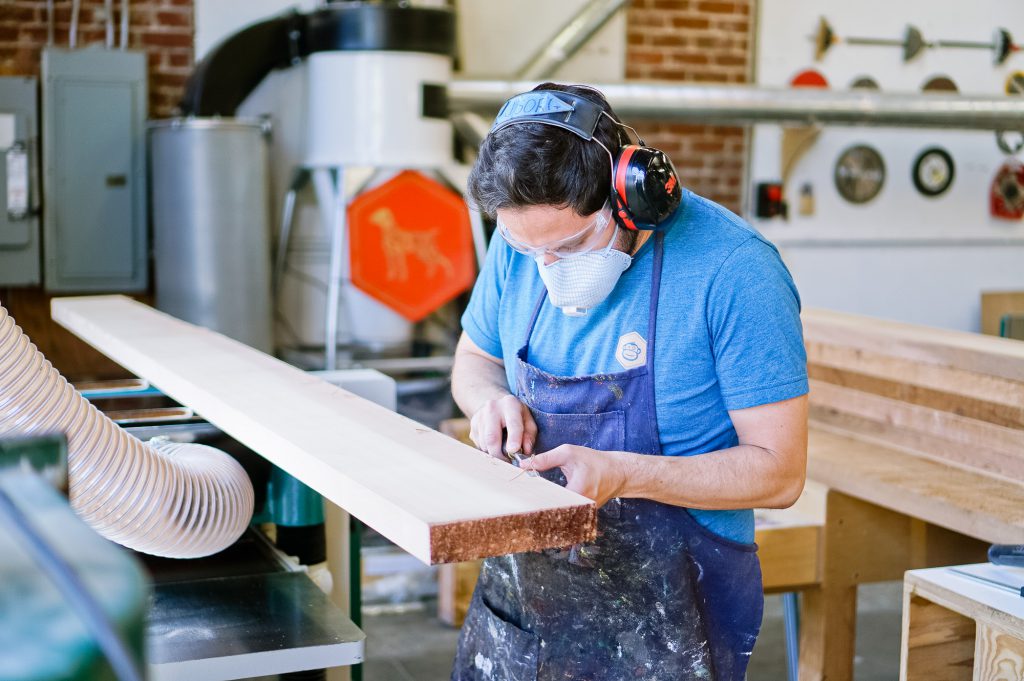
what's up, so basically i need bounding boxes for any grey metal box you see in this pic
[0,77,41,286]
[41,47,148,292]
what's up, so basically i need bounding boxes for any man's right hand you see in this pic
[469,394,538,459]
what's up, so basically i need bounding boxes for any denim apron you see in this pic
[452,234,763,681]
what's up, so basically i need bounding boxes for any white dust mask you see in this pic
[534,226,632,316]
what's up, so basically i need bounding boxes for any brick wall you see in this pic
[0,0,194,117]
[626,0,754,213]
[0,0,191,378]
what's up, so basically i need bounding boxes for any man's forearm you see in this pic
[451,347,512,417]
[619,444,805,510]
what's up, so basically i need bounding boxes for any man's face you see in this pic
[496,204,620,265]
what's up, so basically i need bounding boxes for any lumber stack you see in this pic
[803,309,1024,543]
[790,310,1024,681]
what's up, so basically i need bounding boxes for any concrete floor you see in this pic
[359,582,904,681]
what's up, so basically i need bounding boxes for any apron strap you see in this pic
[645,232,665,369]
[642,232,666,444]
[523,287,548,349]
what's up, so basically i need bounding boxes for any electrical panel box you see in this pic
[0,77,41,286]
[41,47,148,292]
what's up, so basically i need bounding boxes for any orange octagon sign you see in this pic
[349,170,476,322]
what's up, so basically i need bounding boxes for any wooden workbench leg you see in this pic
[800,490,925,681]
[798,582,858,681]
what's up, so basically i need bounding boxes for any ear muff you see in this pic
[611,145,683,231]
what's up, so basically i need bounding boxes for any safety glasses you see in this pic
[496,202,614,259]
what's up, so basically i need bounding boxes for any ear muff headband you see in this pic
[613,145,640,231]
[490,91,605,140]
[488,90,682,231]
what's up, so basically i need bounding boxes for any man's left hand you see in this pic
[521,445,635,507]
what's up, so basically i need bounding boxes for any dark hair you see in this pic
[466,83,627,219]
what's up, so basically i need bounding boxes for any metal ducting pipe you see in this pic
[149,118,274,354]
[450,110,492,150]
[0,304,254,558]
[180,4,455,117]
[516,0,631,80]
[448,80,1024,132]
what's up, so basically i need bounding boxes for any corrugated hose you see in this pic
[0,303,253,558]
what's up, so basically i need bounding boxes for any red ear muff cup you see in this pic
[611,145,682,230]
[630,148,682,228]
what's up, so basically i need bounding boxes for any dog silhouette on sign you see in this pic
[369,208,455,283]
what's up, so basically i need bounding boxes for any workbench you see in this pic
[798,310,1024,681]
[902,565,1024,681]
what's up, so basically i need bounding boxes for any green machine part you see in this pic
[0,435,148,681]
[262,465,325,527]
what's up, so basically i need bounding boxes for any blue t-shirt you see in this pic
[461,190,808,543]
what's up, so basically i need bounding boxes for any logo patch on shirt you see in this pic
[615,331,647,369]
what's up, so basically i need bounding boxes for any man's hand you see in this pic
[452,333,538,460]
[469,394,538,459]
[523,445,635,507]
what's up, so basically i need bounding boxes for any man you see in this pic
[450,83,808,681]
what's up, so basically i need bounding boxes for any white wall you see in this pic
[749,0,1024,332]
[195,0,318,61]
[456,0,625,80]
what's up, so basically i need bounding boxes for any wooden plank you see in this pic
[802,342,1019,411]
[900,593,975,681]
[809,382,1024,482]
[982,291,1024,337]
[811,407,1024,488]
[757,524,819,592]
[974,623,1024,681]
[809,380,1024,457]
[807,426,1024,544]
[807,359,1024,430]
[802,308,1024,382]
[756,481,824,592]
[51,296,597,565]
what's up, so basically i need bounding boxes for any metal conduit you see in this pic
[516,0,631,80]
[447,80,1024,131]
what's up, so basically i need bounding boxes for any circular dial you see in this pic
[834,145,886,204]
[912,147,955,197]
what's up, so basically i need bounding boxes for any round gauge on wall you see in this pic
[849,76,881,91]
[921,75,959,93]
[912,147,955,197]
[834,144,886,204]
